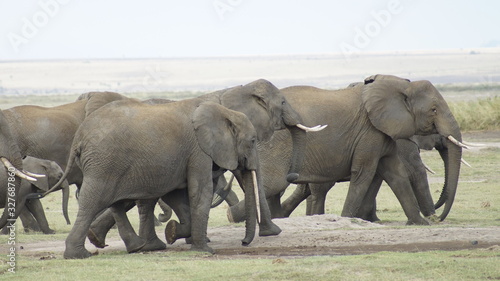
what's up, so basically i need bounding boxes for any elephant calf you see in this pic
[0,156,70,234]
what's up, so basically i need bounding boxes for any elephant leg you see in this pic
[282,184,310,217]
[355,174,383,222]
[341,155,379,218]
[267,194,284,218]
[110,201,147,253]
[19,209,41,233]
[87,201,136,248]
[256,173,282,237]
[308,182,334,215]
[163,189,192,245]
[377,153,429,225]
[187,166,214,253]
[227,173,284,237]
[136,199,166,251]
[64,182,111,259]
[25,199,54,234]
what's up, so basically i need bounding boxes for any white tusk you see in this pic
[461,158,472,168]
[23,170,46,178]
[462,141,488,147]
[447,136,469,149]
[297,124,328,132]
[0,157,37,181]
[251,170,261,224]
[423,161,436,174]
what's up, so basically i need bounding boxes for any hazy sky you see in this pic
[1,0,499,60]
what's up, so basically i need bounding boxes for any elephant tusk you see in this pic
[0,157,37,181]
[422,161,436,174]
[251,170,261,224]
[23,170,46,178]
[462,141,488,147]
[297,124,328,132]
[461,158,472,168]
[447,136,469,149]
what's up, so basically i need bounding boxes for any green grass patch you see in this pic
[449,97,500,131]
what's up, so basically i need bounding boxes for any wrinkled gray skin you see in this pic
[48,98,264,259]
[281,134,448,221]
[86,79,308,252]
[0,156,70,234]
[0,110,25,230]
[4,92,130,190]
[228,74,463,226]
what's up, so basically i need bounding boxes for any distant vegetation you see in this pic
[450,97,500,131]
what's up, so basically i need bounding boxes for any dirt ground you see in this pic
[18,214,500,258]
[17,132,500,259]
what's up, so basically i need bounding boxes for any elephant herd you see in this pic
[0,75,468,259]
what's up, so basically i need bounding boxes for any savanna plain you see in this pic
[0,51,499,280]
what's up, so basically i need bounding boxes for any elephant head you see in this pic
[202,79,323,182]
[23,156,71,225]
[362,74,464,221]
[192,102,260,243]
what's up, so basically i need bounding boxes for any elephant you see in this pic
[45,96,283,259]
[279,134,449,221]
[1,156,70,234]
[0,109,44,231]
[3,91,130,190]
[82,79,321,252]
[227,74,465,227]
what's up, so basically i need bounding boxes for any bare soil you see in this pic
[17,214,500,259]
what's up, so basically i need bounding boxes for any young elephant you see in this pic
[46,98,263,259]
[0,156,70,234]
[228,75,465,226]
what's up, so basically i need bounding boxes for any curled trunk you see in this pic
[434,139,462,221]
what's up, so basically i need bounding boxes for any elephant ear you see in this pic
[362,78,416,139]
[22,156,49,191]
[82,92,130,117]
[192,102,240,170]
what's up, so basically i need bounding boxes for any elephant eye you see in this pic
[432,108,437,114]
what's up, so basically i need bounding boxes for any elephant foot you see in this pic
[165,220,179,245]
[258,221,282,237]
[406,217,430,226]
[42,228,56,235]
[185,236,211,244]
[125,237,147,254]
[426,214,440,223]
[139,237,167,252]
[64,245,94,259]
[87,228,108,248]
[190,244,214,254]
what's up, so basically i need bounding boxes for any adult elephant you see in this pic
[85,79,320,252]
[228,74,465,226]
[280,134,455,221]
[46,96,287,259]
[0,110,41,231]
[4,91,130,189]
[1,156,70,234]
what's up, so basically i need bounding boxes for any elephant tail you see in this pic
[42,146,79,198]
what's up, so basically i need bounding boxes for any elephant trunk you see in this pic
[238,169,257,246]
[434,115,463,221]
[61,180,71,225]
[285,125,307,182]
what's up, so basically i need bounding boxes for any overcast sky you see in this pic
[1,0,499,60]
